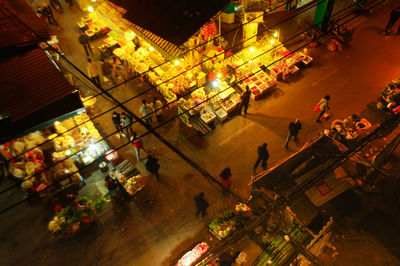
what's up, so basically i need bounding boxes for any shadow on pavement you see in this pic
[360,209,400,260]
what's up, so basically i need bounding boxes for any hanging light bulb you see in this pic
[270,39,275,44]
[174,60,180,65]
[250,47,255,52]
[88,6,94,12]
[273,31,278,38]
[217,73,221,78]
[149,47,154,51]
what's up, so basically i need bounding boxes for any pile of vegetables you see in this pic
[209,211,237,239]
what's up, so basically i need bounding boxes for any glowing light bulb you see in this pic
[174,60,179,65]
[88,6,94,12]
[217,73,221,78]
[250,47,255,52]
[212,80,219,88]
[65,150,71,155]
[54,121,60,125]
[249,60,252,63]
[149,47,154,51]
[270,39,275,44]
[273,32,278,38]
[91,0,96,2]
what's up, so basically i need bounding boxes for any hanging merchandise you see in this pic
[201,20,218,41]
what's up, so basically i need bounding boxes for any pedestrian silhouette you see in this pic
[285,119,302,148]
[219,167,232,189]
[253,143,269,173]
[194,192,209,217]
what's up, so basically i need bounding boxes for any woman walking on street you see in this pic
[132,132,144,161]
[316,95,330,122]
[219,167,232,189]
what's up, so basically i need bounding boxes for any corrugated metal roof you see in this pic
[0,48,76,121]
[0,0,48,49]
[110,0,229,46]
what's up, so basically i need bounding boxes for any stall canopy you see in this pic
[0,0,49,51]
[110,0,230,47]
[95,0,185,59]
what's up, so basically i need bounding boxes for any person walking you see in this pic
[253,143,269,173]
[120,112,133,140]
[100,59,116,85]
[132,132,144,160]
[383,6,400,35]
[285,119,302,148]
[112,112,124,138]
[65,0,74,7]
[79,31,92,56]
[151,97,163,122]
[219,167,232,189]
[139,99,153,126]
[239,86,251,115]
[145,155,160,182]
[42,3,57,25]
[193,192,209,217]
[50,0,63,12]
[87,58,101,88]
[112,56,126,81]
[315,95,330,122]
[36,6,47,24]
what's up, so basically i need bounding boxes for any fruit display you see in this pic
[176,242,209,266]
[209,211,237,239]
[122,175,146,196]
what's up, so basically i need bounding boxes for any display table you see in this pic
[109,160,145,196]
[176,242,209,266]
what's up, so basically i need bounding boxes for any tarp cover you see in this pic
[110,0,230,46]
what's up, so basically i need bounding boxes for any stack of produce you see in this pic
[209,211,237,239]
[48,196,106,235]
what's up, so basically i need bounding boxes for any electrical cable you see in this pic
[0,0,380,212]
[0,0,375,214]
[1,0,332,169]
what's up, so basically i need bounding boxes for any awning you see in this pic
[0,48,82,141]
[95,1,184,59]
[0,0,49,50]
[110,0,230,47]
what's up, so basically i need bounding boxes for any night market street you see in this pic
[1,0,400,265]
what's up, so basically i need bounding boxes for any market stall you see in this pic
[2,110,109,196]
[176,242,210,266]
[78,3,314,135]
[109,160,146,196]
[208,203,252,240]
[376,77,400,114]
[322,114,372,145]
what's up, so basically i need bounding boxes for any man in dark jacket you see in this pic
[100,59,116,85]
[193,192,209,217]
[239,86,251,115]
[253,143,269,173]
[285,119,302,148]
[145,155,160,182]
[79,30,92,56]
[50,0,63,12]
[42,3,57,25]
